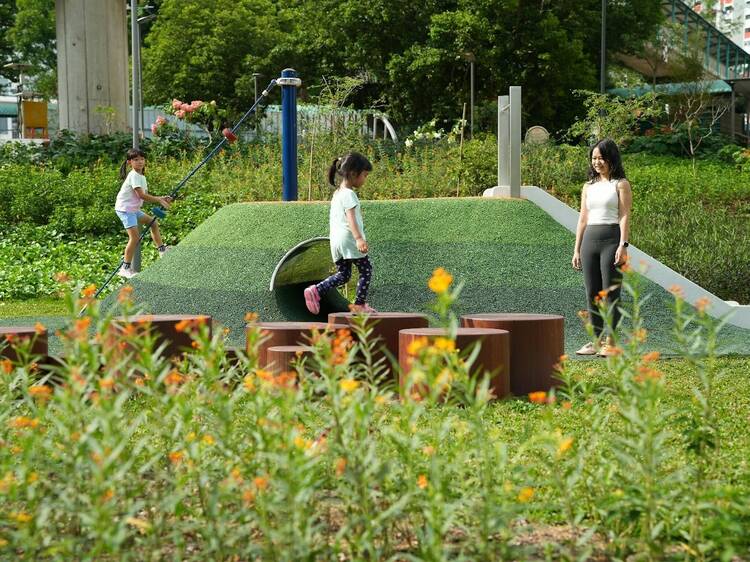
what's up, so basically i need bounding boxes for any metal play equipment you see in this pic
[87,74,285,307]
[269,237,353,319]
[483,86,522,199]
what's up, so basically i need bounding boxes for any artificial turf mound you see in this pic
[107,198,750,355]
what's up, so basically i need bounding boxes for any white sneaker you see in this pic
[575,342,597,355]
[158,245,171,258]
[117,266,136,279]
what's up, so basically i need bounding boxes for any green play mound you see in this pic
[100,198,750,356]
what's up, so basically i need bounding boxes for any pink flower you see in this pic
[190,100,203,109]
[175,109,185,119]
[151,123,158,134]
[171,99,182,109]
[156,116,167,126]
[180,103,191,112]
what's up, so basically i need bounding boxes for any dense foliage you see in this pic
[0,273,748,559]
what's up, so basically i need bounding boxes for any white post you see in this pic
[509,86,522,198]
[498,94,510,189]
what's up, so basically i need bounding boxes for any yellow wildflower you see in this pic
[339,379,360,393]
[428,267,453,294]
[517,487,534,503]
[433,337,456,352]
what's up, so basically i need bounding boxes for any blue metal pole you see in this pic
[280,68,301,201]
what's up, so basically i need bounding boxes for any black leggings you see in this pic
[581,224,622,337]
[316,256,373,305]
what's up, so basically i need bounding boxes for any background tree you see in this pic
[6,0,56,98]
[141,0,280,112]
[0,0,18,91]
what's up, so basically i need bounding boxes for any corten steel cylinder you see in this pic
[266,345,314,374]
[111,314,212,359]
[398,327,510,399]
[0,327,49,363]
[328,312,430,377]
[460,313,564,395]
[250,322,348,369]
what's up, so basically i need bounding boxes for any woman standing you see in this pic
[572,139,632,356]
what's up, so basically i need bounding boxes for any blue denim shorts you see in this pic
[115,210,146,229]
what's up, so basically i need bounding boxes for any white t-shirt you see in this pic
[329,187,366,261]
[115,170,148,212]
[586,178,620,225]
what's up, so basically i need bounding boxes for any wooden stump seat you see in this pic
[250,321,347,368]
[328,312,429,375]
[266,345,314,374]
[398,327,510,399]
[460,313,564,395]
[0,326,49,363]
[111,314,212,359]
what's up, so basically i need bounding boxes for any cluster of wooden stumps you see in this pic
[2,311,564,399]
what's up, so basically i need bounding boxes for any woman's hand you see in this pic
[572,251,582,270]
[356,238,368,253]
[614,246,627,266]
[160,196,172,209]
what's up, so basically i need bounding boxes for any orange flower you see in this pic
[9,416,40,430]
[428,267,453,294]
[74,316,91,333]
[274,371,296,389]
[242,487,256,505]
[2,359,13,375]
[34,322,46,335]
[517,487,534,503]
[561,401,573,410]
[191,341,200,349]
[174,319,191,333]
[695,297,711,313]
[81,284,97,298]
[244,312,259,323]
[29,385,52,400]
[633,328,648,343]
[417,474,428,489]
[335,457,347,477]
[422,445,435,456]
[635,365,663,383]
[99,377,115,390]
[642,351,661,363]
[117,285,134,303]
[165,371,185,386]
[101,488,114,502]
[669,284,685,299]
[528,391,547,404]
[168,451,183,465]
[202,434,215,446]
[253,475,269,491]
[53,271,71,283]
[256,369,274,382]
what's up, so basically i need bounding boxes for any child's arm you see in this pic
[345,208,368,253]
[134,187,171,209]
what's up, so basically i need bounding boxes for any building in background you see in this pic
[692,0,750,52]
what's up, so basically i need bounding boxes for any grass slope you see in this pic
[105,198,750,356]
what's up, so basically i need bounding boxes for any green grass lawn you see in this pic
[0,298,68,318]
[108,197,750,356]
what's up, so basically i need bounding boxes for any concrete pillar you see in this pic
[56,0,129,134]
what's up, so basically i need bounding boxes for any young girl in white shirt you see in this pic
[114,148,172,278]
[304,152,375,315]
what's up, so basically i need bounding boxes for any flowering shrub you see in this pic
[0,270,748,559]
[151,99,227,144]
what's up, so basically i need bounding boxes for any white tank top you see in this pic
[586,178,620,225]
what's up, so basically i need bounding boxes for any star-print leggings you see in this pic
[315,256,373,305]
